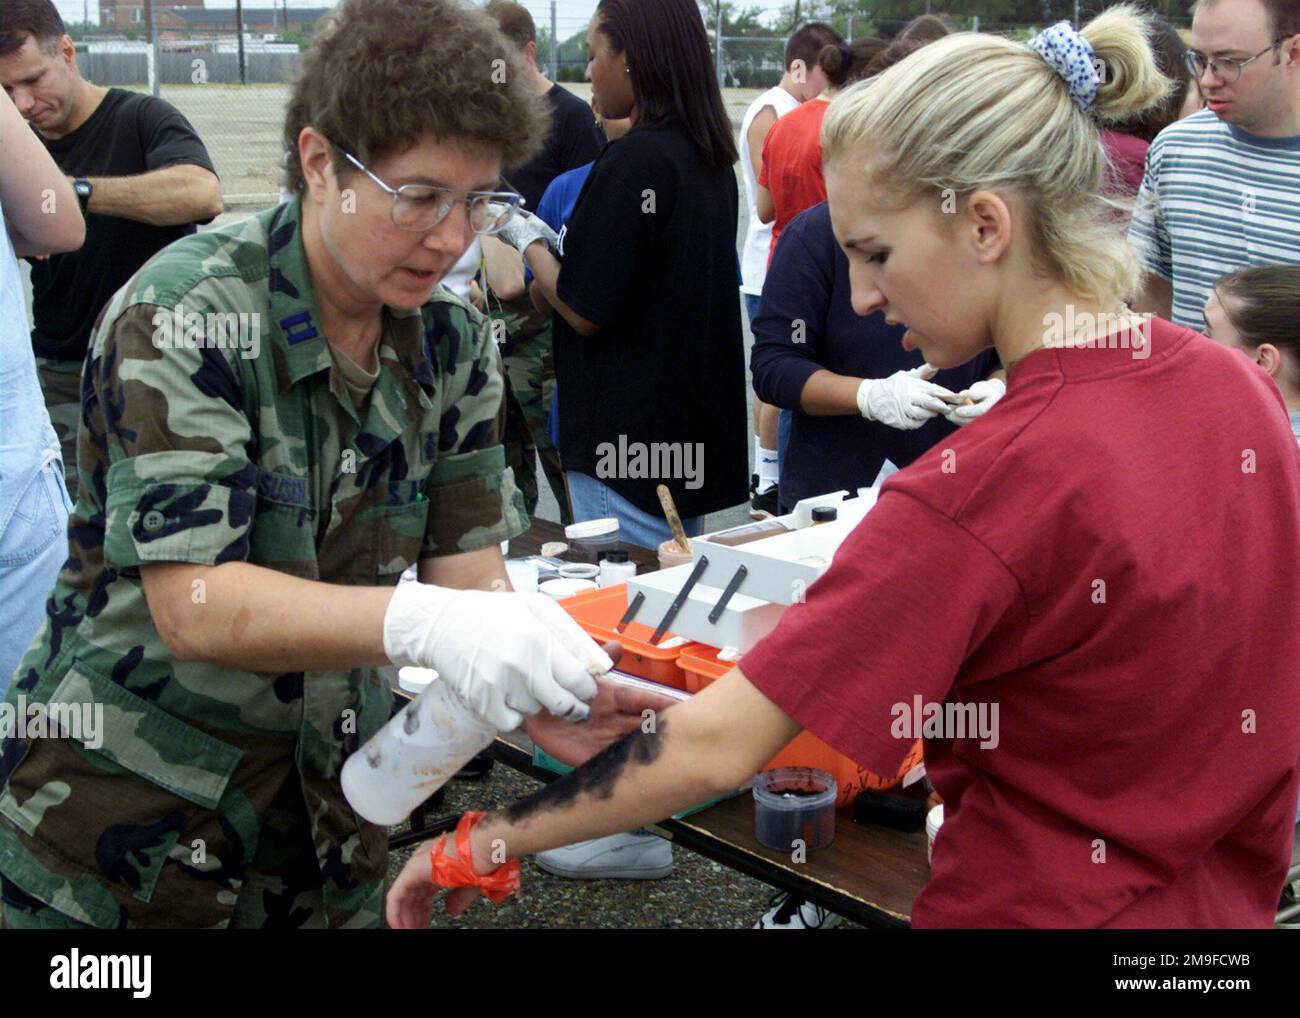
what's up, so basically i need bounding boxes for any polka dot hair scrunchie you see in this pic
[1027,21,1101,112]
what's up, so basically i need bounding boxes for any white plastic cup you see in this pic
[341,677,497,826]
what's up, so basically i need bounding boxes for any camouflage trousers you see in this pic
[0,776,383,930]
[34,358,81,503]
[501,320,570,525]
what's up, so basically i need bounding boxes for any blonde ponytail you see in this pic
[1085,5,1175,123]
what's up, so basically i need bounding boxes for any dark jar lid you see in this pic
[602,549,630,563]
[811,506,839,522]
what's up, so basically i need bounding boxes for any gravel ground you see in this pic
[383,761,863,930]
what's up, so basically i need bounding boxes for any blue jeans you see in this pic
[0,453,70,698]
[743,292,761,324]
[566,472,704,550]
[776,409,793,492]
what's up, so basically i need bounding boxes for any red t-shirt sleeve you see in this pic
[740,490,1024,778]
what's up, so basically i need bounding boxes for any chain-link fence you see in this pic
[72,7,1194,209]
[76,38,295,209]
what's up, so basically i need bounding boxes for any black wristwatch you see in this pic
[73,178,92,214]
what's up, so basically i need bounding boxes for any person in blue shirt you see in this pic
[751,201,1004,513]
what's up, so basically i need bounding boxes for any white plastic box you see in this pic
[624,489,879,650]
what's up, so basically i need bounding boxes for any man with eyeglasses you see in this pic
[1130,0,1300,331]
[0,0,666,931]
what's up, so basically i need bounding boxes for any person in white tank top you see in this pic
[739,22,840,516]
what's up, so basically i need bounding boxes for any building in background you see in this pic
[100,1,189,30]
[99,3,330,39]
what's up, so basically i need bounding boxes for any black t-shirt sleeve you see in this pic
[138,97,216,175]
[556,99,601,174]
[557,137,670,329]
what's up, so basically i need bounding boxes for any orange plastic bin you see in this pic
[559,585,689,690]
[677,643,924,808]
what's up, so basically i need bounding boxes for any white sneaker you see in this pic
[753,893,844,929]
[534,831,674,879]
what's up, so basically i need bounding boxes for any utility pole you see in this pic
[145,0,159,96]
[236,0,247,85]
[715,1,723,88]
[550,0,558,81]
[847,14,852,40]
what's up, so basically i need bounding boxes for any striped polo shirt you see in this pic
[1128,109,1300,330]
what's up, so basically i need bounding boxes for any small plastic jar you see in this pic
[565,518,621,563]
[657,539,693,569]
[753,767,837,852]
[598,549,637,587]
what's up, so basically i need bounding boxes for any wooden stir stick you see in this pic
[656,483,691,554]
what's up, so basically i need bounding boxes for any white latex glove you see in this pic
[856,364,955,430]
[488,205,560,259]
[383,582,612,731]
[944,378,1007,426]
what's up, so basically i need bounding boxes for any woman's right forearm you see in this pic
[141,560,395,673]
[799,368,864,416]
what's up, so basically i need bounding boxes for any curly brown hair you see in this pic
[282,0,549,193]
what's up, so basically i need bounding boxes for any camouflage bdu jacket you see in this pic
[0,198,526,927]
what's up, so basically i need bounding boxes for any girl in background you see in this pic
[502,0,748,550]
[1204,265,1300,444]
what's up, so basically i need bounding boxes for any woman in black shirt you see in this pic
[511,0,747,547]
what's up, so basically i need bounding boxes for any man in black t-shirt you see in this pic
[0,1,222,499]
[486,0,602,214]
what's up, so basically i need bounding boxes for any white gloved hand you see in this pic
[489,205,560,259]
[382,582,612,732]
[944,378,1007,426]
[856,364,955,430]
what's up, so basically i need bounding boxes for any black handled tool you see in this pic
[649,556,709,645]
[707,565,747,624]
[615,591,646,633]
